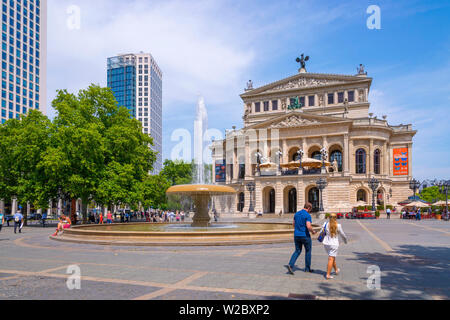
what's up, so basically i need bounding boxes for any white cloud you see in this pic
[47,0,259,119]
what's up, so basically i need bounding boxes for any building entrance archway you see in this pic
[263,187,276,214]
[284,187,297,214]
[308,187,320,213]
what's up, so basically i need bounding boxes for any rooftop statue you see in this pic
[296,54,309,69]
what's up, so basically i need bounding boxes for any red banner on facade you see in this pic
[393,148,409,176]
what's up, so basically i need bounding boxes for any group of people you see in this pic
[401,208,423,220]
[87,209,188,225]
[286,202,348,280]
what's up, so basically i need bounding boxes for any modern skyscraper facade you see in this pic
[1,0,47,124]
[107,52,163,174]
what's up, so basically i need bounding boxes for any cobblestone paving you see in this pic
[0,218,448,300]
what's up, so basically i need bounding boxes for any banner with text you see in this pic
[393,148,409,176]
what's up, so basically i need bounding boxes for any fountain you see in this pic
[166,184,236,227]
[166,96,236,227]
[50,97,319,246]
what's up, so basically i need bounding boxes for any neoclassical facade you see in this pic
[211,66,416,215]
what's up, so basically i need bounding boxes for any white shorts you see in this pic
[324,245,339,257]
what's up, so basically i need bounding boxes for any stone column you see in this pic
[389,147,393,177]
[255,183,262,214]
[282,139,287,163]
[369,139,374,175]
[12,198,17,214]
[383,142,389,176]
[48,200,52,216]
[302,138,308,157]
[57,199,62,216]
[275,183,283,214]
[349,139,354,174]
[243,189,251,213]
[344,134,350,174]
[233,146,238,181]
[408,143,413,179]
[245,141,251,177]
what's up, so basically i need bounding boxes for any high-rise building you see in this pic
[107,52,163,174]
[0,0,47,124]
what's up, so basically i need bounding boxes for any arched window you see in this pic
[311,151,322,161]
[357,189,367,202]
[374,149,381,175]
[330,150,343,172]
[356,149,366,174]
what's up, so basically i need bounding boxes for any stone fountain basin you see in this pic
[166,184,236,195]
[50,222,321,247]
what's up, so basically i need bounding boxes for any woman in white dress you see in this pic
[322,214,348,280]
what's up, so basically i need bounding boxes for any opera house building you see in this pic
[211,63,416,215]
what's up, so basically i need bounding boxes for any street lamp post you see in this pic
[316,178,328,213]
[409,179,422,200]
[320,148,328,174]
[246,182,256,213]
[433,180,450,221]
[369,178,380,212]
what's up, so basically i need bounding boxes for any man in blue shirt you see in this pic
[286,203,317,275]
[13,209,24,234]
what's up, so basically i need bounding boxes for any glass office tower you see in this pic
[1,0,47,124]
[107,53,163,174]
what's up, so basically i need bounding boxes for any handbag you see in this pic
[318,223,328,243]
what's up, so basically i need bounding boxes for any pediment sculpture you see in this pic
[269,115,320,129]
[267,78,344,92]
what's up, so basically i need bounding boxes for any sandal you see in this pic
[326,276,334,280]
[335,269,341,276]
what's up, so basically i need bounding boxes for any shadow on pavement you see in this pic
[311,245,450,300]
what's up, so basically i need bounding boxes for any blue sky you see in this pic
[46,0,450,180]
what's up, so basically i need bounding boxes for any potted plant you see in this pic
[436,210,442,220]
[375,211,381,219]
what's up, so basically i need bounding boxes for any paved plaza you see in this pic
[0,218,449,300]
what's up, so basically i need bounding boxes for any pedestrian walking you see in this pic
[42,212,48,227]
[285,203,317,275]
[386,208,391,220]
[0,210,4,233]
[321,214,348,280]
[13,209,24,234]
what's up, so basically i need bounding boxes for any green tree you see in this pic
[138,174,171,210]
[420,186,445,204]
[50,85,156,222]
[0,110,52,224]
[160,159,193,186]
